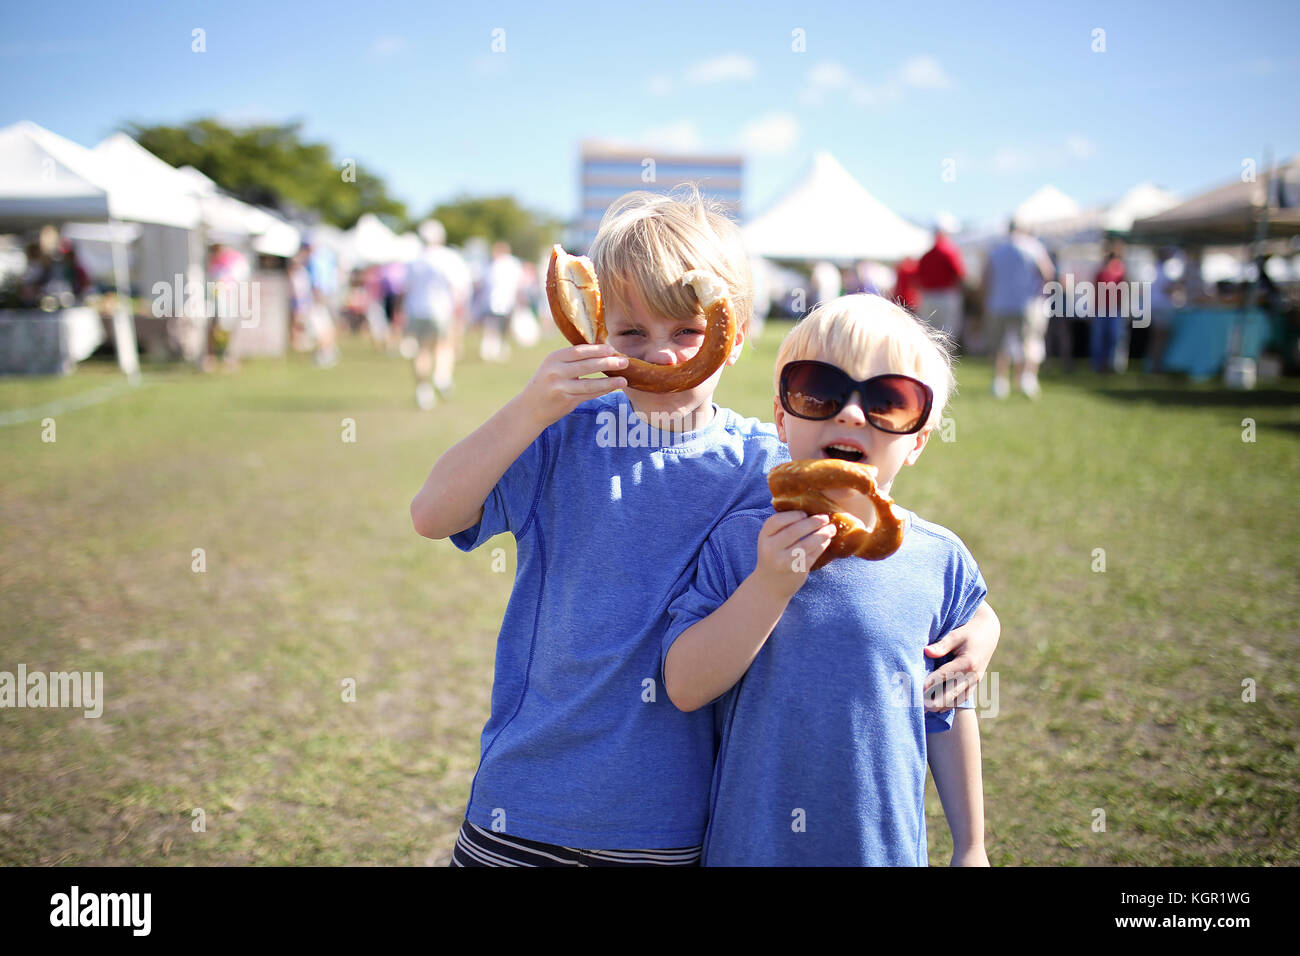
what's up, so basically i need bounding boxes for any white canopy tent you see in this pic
[173,165,300,257]
[1105,182,1179,233]
[743,151,931,263]
[0,121,149,380]
[346,213,402,266]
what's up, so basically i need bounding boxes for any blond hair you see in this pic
[773,294,956,431]
[588,186,753,334]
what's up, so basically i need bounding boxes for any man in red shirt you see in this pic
[918,217,967,346]
[891,257,922,313]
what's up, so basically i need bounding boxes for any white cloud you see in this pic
[1065,136,1097,159]
[646,74,674,96]
[849,79,902,107]
[991,147,1038,175]
[369,36,407,58]
[808,60,852,89]
[987,138,1100,175]
[685,53,757,85]
[899,55,951,89]
[739,113,800,155]
[803,56,953,108]
[639,121,701,152]
[470,53,508,78]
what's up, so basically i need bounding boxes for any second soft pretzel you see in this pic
[545,244,737,394]
[768,459,905,569]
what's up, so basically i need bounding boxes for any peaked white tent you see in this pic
[1104,182,1179,233]
[0,121,110,225]
[173,165,300,257]
[0,121,143,379]
[89,133,203,230]
[1013,185,1081,228]
[346,213,401,266]
[743,151,931,262]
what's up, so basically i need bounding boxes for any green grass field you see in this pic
[2,325,1297,866]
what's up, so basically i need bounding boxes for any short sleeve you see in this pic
[449,429,550,551]
[661,516,756,676]
[926,542,989,729]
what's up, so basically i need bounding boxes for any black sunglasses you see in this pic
[779,360,934,434]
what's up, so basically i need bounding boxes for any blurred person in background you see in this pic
[343,267,370,336]
[307,241,340,368]
[812,260,841,309]
[1091,242,1127,373]
[918,217,966,347]
[19,240,53,308]
[203,242,250,372]
[982,219,1054,398]
[482,240,521,362]
[288,244,314,353]
[892,256,922,314]
[1144,247,1180,374]
[381,258,407,355]
[403,219,470,409]
[1045,247,1076,374]
[1183,248,1208,305]
[361,263,390,349]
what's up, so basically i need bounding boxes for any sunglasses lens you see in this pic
[782,363,847,419]
[863,376,929,433]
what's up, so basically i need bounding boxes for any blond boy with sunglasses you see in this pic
[665,293,992,866]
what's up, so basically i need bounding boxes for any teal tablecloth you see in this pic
[1160,308,1271,378]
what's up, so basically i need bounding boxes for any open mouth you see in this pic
[822,443,864,462]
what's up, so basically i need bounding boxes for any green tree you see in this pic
[427,195,563,261]
[124,118,409,231]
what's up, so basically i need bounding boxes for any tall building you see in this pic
[577,142,743,250]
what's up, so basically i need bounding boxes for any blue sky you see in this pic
[2,0,1297,228]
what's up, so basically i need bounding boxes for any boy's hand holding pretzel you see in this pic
[751,510,838,600]
[521,343,628,427]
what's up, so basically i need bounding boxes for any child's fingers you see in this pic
[762,510,818,535]
[566,354,629,378]
[789,524,837,562]
[922,665,979,711]
[560,343,618,361]
[761,510,810,542]
[568,375,627,395]
[769,514,832,552]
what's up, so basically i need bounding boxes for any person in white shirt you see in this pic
[404,220,471,409]
[811,260,842,310]
[481,241,522,362]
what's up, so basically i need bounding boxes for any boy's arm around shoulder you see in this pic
[410,344,628,539]
[923,600,1000,711]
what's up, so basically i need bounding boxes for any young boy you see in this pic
[663,293,991,866]
[411,189,998,866]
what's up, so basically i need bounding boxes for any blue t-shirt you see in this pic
[449,391,788,848]
[664,507,987,866]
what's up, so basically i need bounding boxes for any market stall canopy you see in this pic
[743,151,931,262]
[0,120,110,227]
[346,213,401,265]
[174,165,300,256]
[1129,158,1300,245]
[1010,185,1103,241]
[1104,182,1179,232]
[392,232,422,263]
[77,129,200,229]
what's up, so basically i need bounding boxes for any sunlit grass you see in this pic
[1,324,1297,865]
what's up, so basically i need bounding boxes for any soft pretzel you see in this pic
[545,244,737,394]
[768,459,905,569]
